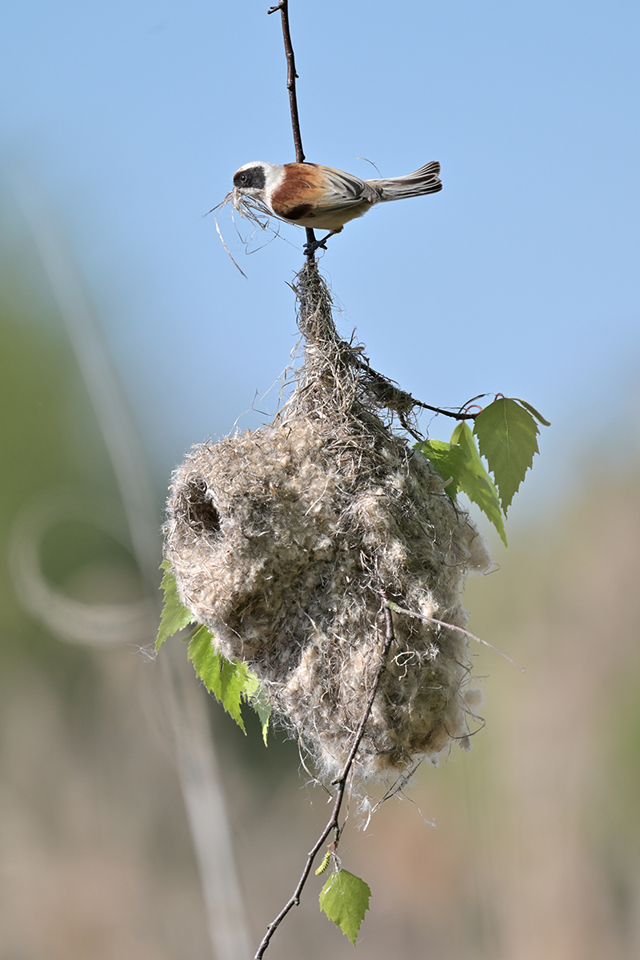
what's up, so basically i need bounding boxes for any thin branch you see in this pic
[360,354,483,421]
[253,598,397,959]
[412,398,481,421]
[267,0,304,163]
[385,600,525,672]
[268,0,317,258]
[337,337,484,425]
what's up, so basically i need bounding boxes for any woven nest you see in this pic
[165,262,490,780]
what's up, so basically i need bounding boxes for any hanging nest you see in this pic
[164,262,490,781]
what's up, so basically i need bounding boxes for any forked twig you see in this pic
[253,598,397,959]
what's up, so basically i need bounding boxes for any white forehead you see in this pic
[236,161,265,172]
[235,161,285,177]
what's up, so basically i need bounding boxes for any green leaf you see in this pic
[188,625,258,735]
[515,398,551,427]
[451,421,507,546]
[242,669,272,745]
[474,398,540,514]
[241,667,260,702]
[157,566,269,741]
[251,693,272,746]
[156,560,195,651]
[415,438,467,499]
[319,869,371,946]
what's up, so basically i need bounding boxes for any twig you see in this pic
[268,0,317,258]
[253,598,397,959]
[385,600,525,672]
[267,0,304,163]
[412,398,481,421]
[347,347,486,423]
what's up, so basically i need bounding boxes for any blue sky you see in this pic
[2,0,639,522]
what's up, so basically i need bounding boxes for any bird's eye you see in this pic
[240,173,247,183]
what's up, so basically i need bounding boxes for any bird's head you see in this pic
[232,162,287,204]
[232,161,273,199]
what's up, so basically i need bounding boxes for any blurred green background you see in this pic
[2,0,640,954]
[1,189,640,960]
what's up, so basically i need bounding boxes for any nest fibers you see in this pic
[165,262,490,781]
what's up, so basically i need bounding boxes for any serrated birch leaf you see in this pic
[474,398,539,513]
[242,670,271,745]
[415,438,467,498]
[451,421,507,546]
[251,694,272,746]
[156,560,195,650]
[319,869,371,946]
[188,626,252,733]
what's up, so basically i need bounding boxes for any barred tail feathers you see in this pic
[369,161,442,201]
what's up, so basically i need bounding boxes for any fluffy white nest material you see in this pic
[165,263,490,780]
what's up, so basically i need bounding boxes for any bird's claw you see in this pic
[303,238,327,257]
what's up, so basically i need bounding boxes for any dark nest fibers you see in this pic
[164,262,490,781]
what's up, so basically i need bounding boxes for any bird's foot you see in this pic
[303,237,328,257]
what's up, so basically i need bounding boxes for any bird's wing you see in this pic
[317,166,382,207]
[271,163,381,224]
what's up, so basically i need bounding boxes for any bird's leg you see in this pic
[303,230,339,256]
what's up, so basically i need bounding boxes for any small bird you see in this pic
[232,159,442,252]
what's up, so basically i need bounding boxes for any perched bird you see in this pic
[232,160,442,252]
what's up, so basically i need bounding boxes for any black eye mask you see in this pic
[233,165,266,190]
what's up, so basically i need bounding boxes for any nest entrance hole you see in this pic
[185,479,221,534]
